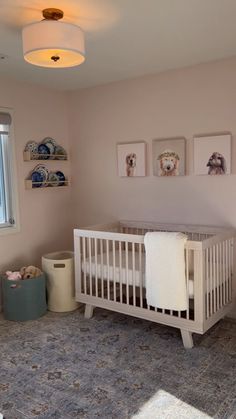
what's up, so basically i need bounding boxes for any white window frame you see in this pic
[0,108,20,235]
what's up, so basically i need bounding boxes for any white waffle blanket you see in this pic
[144,232,188,311]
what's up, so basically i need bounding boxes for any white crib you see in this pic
[74,220,235,348]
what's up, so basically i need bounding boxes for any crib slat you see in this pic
[229,239,233,301]
[226,240,229,303]
[220,243,223,309]
[213,245,216,314]
[225,240,229,304]
[225,240,228,303]
[229,239,232,302]
[94,238,98,297]
[76,237,82,295]
[82,237,87,295]
[209,247,213,316]
[119,241,123,304]
[229,239,231,302]
[88,238,92,296]
[112,240,116,302]
[222,241,224,306]
[100,239,104,299]
[139,243,143,308]
[206,248,209,318]
[227,240,230,303]
[132,242,136,307]
[230,238,234,301]
[125,241,129,304]
[106,239,110,301]
[223,241,226,306]
[216,244,220,311]
[186,247,189,320]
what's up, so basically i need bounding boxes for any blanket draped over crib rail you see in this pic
[144,232,188,311]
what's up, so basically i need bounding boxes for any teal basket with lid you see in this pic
[2,274,47,321]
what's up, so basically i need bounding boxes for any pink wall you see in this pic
[0,77,73,273]
[1,57,236,315]
[68,57,236,317]
[68,57,236,229]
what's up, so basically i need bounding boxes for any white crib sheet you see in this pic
[81,251,196,298]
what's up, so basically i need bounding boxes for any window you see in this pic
[0,110,18,232]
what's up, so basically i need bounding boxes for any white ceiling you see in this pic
[1,0,236,91]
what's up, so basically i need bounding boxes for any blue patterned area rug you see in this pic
[0,307,235,418]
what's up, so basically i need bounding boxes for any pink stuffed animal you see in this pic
[5,271,22,280]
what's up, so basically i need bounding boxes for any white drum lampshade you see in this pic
[22,9,85,68]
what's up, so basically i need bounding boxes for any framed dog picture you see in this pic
[117,142,146,177]
[153,137,186,177]
[194,134,231,175]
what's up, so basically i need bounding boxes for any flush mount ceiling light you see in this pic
[22,8,85,68]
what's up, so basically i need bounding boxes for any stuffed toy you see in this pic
[5,271,22,280]
[20,266,42,280]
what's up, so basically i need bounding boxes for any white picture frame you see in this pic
[193,133,231,175]
[153,137,186,177]
[117,142,146,177]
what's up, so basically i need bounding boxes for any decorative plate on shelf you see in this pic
[48,172,60,187]
[38,144,50,159]
[42,137,57,147]
[33,164,49,182]
[55,171,66,186]
[54,145,67,160]
[24,141,38,156]
[42,138,56,157]
[31,171,44,188]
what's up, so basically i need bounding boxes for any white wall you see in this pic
[69,58,236,318]
[0,77,73,274]
[69,57,236,229]
[1,58,236,316]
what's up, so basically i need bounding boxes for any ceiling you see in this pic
[1,0,236,91]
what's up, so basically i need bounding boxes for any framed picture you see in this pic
[117,142,146,177]
[194,134,231,175]
[153,137,186,176]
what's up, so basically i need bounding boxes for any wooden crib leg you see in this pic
[180,329,193,349]
[84,304,95,319]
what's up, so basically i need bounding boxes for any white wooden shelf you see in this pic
[25,179,70,189]
[23,151,68,161]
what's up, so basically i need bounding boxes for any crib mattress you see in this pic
[81,251,196,298]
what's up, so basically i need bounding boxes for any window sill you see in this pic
[0,224,20,236]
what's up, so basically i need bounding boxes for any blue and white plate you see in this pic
[31,171,44,188]
[33,165,49,182]
[42,137,57,147]
[54,145,67,160]
[48,172,60,187]
[55,171,65,186]
[42,138,56,157]
[38,144,50,159]
[24,141,38,158]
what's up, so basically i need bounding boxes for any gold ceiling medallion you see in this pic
[42,8,64,21]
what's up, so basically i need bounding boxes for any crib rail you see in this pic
[119,220,233,236]
[74,223,235,335]
[75,228,204,333]
[202,234,234,330]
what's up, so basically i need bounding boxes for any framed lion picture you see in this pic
[153,137,186,177]
[117,142,146,177]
